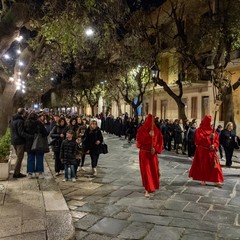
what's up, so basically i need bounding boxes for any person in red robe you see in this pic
[189,115,224,187]
[136,114,163,197]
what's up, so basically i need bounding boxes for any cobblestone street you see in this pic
[46,133,240,240]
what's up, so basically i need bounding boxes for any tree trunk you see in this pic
[0,86,15,135]
[133,106,138,117]
[176,100,187,121]
[222,92,235,127]
[156,79,187,121]
[91,105,95,116]
[117,101,122,116]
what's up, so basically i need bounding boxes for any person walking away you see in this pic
[187,122,197,159]
[50,117,66,176]
[83,119,103,176]
[24,112,48,179]
[60,130,77,182]
[10,108,30,178]
[189,115,223,187]
[220,122,237,167]
[183,119,190,153]
[136,114,163,198]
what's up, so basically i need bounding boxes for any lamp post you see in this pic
[150,64,160,117]
[100,80,107,115]
[151,63,160,80]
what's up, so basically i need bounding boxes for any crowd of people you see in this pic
[10,108,239,195]
[10,108,104,181]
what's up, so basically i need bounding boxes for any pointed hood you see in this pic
[142,114,155,131]
[200,115,213,134]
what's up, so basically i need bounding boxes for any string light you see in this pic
[18,61,24,66]
[13,36,26,94]
[50,77,54,81]
[16,36,23,42]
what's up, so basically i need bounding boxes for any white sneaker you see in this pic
[62,178,67,182]
[72,178,76,182]
[27,173,33,179]
[92,168,97,176]
[77,167,80,172]
[38,173,44,179]
[55,172,60,176]
[188,157,192,160]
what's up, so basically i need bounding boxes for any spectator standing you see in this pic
[216,125,224,160]
[24,112,48,179]
[187,122,197,159]
[50,117,66,176]
[10,108,30,178]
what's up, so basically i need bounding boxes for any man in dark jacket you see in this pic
[10,108,29,178]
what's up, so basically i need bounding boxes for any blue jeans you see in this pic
[27,152,44,173]
[64,164,75,179]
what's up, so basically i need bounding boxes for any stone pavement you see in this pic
[46,134,240,240]
[0,151,75,240]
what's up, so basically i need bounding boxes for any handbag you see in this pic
[48,136,56,146]
[99,143,108,154]
[31,133,49,153]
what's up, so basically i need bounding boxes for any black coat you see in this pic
[83,127,103,154]
[187,127,196,145]
[174,124,184,144]
[10,113,30,145]
[24,119,48,153]
[50,125,66,152]
[220,129,236,149]
[60,139,77,165]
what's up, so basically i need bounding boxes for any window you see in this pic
[191,97,198,119]
[202,96,209,119]
[153,100,157,116]
[161,100,168,119]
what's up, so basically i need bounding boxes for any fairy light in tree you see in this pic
[16,35,23,42]
[14,35,26,94]
[3,54,10,60]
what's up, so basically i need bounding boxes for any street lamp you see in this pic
[100,80,107,115]
[151,63,160,79]
[85,28,94,37]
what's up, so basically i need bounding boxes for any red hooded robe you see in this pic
[189,115,224,183]
[136,114,163,192]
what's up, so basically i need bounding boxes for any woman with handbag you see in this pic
[83,119,103,176]
[50,117,67,176]
[24,112,49,179]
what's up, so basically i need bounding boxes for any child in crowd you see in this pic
[60,130,77,182]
